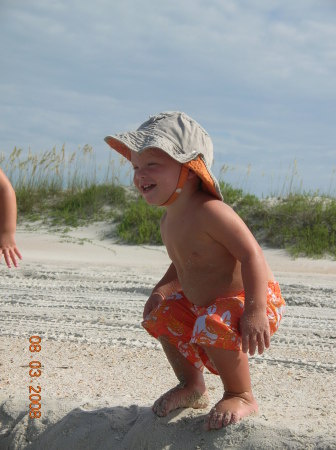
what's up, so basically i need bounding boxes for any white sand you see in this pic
[0,224,335,449]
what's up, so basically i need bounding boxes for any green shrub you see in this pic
[50,184,126,226]
[16,184,127,227]
[116,197,164,244]
[219,181,262,229]
[220,182,336,258]
[258,195,336,257]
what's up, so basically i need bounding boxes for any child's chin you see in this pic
[144,198,160,206]
[141,195,161,206]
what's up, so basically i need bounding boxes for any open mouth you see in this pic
[141,183,156,193]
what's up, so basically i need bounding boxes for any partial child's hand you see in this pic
[239,309,270,355]
[0,232,22,268]
[143,292,164,319]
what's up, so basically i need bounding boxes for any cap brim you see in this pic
[185,157,222,201]
[105,132,196,164]
[104,136,132,161]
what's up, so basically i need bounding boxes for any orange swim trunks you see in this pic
[142,281,285,375]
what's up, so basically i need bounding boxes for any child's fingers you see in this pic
[248,334,257,355]
[241,333,249,353]
[0,247,21,267]
[264,330,270,349]
[9,249,18,267]
[242,332,258,355]
[257,334,265,354]
[14,247,23,260]
[143,303,152,319]
[3,250,12,268]
[256,329,270,354]
[258,331,270,354]
[0,248,20,268]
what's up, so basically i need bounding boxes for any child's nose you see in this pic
[133,168,145,184]
[137,168,147,178]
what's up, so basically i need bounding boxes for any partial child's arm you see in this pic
[0,169,22,268]
[143,263,180,319]
[202,200,270,355]
[239,249,270,355]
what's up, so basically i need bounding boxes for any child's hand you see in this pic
[0,232,22,268]
[143,292,164,319]
[240,309,270,355]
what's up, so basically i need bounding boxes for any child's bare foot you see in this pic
[205,391,258,430]
[153,383,209,417]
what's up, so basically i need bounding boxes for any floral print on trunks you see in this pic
[142,281,285,375]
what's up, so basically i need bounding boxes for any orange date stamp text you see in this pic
[28,335,42,419]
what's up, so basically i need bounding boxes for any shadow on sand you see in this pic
[1,401,333,450]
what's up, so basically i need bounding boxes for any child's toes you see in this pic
[207,408,239,429]
[153,397,169,417]
[208,408,224,429]
[152,400,162,416]
[230,412,240,424]
[223,411,232,426]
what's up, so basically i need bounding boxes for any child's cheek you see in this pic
[133,175,142,194]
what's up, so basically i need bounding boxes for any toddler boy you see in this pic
[105,111,285,430]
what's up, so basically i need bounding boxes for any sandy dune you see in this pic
[0,225,335,449]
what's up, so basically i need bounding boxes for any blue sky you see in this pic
[1,0,335,196]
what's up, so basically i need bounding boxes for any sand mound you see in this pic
[1,398,334,450]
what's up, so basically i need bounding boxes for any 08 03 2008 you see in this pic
[28,335,42,419]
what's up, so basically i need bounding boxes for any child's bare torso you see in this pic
[161,199,274,307]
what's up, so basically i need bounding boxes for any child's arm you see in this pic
[239,249,270,355]
[201,200,270,355]
[0,169,22,268]
[143,263,180,319]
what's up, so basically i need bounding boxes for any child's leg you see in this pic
[153,336,209,417]
[201,346,258,429]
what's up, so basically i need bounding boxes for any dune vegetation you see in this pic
[1,146,335,258]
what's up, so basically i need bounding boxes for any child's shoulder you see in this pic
[194,192,233,214]
[193,194,242,226]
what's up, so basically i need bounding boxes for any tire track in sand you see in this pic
[1,264,335,372]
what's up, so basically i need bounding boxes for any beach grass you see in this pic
[219,183,336,258]
[2,146,127,226]
[1,146,335,258]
